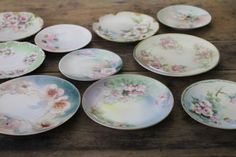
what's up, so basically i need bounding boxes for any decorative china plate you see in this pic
[93,11,159,42]
[0,12,44,42]
[82,74,174,130]
[157,5,212,29]
[133,33,220,77]
[34,24,92,53]
[0,41,45,79]
[0,75,80,135]
[181,80,236,129]
[59,48,123,81]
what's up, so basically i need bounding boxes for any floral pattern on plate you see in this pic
[0,41,45,79]
[0,12,43,41]
[93,11,159,42]
[59,48,123,81]
[133,34,219,77]
[0,75,80,135]
[41,33,60,51]
[157,5,211,29]
[0,12,34,31]
[82,74,174,130]
[34,24,92,53]
[182,80,236,129]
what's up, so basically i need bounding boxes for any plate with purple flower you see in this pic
[82,74,174,130]
[133,33,220,77]
[93,11,159,42]
[0,12,43,42]
[59,48,123,81]
[34,24,92,53]
[157,5,212,29]
[182,79,236,129]
[0,75,80,135]
[0,41,45,79]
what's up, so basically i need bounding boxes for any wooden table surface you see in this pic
[0,0,236,156]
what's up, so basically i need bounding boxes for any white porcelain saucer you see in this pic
[157,5,212,29]
[59,48,123,81]
[93,11,159,42]
[34,24,92,53]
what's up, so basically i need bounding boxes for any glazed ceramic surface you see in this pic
[82,74,174,130]
[93,11,159,42]
[59,48,123,81]
[182,80,236,129]
[34,24,92,53]
[157,5,211,29]
[0,12,43,42]
[0,75,80,135]
[133,33,220,77]
[0,41,45,79]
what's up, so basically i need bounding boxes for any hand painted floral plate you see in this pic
[0,12,44,42]
[0,75,80,135]
[133,33,220,77]
[93,11,159,42]
[181,80,236,129]
[59,48,123,81]
[82,74,174,130]
[0,41,45,79]
[157,5,212,29]
[34,24,92,53]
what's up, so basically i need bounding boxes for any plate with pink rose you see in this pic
[34,24,92,53]
[59,48,123,81]
[0,75,80,135]
[82,74,174,130]
[182,79,236,129]
[0,12,44,42]
[133,33,220,77]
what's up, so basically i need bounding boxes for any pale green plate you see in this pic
[0,41,45,79]
[82,74,174,130]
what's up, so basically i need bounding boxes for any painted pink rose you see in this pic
[44,84,64,99]
[52,96,71,112]
[44,34,58,42]
[150,60,161,69]
[124,84,146,95]
[19,15,29,23]
[155,93,167,106]
[40,121,52,128]
[171,65,186,72]
[3,12,14,19]
[191,100,213,117]
[159,37,178,49]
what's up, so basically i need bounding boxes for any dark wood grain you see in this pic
[0,0,236,157]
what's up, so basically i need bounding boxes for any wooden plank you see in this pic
[1,149,236,157]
